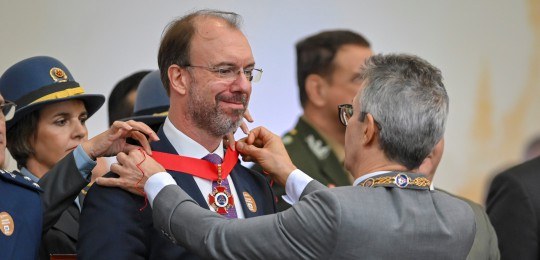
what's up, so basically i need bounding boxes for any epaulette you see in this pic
[0,169,43,192]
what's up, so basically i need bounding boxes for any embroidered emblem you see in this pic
[243,192,257,213]
[0,212,15,236]
[305,135,330,160]
[49,67,68,82]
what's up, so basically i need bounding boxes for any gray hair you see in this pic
[358,53,449,170]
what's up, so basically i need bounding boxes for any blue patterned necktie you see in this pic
[202,153,238,219]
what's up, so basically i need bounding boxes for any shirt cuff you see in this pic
[145,172,176,207]
[282,169,313,205]
[73,144,97,181]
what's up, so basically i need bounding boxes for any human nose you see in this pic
[230,70,252,93]
[72,120,88,140]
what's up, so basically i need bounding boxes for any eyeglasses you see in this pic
[185,65,263,83]
[338,104,353,126]
[0,100,16,121]
[338,103,381,130]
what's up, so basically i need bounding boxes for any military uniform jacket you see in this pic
[252,117,350,211]
[0,170,42,260]
[78,128,276,259]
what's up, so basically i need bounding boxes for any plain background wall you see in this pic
[1,0,539,204]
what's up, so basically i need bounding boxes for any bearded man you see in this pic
[77,10,275,259]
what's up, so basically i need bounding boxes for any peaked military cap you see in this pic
[0,56,105,130]
[121,70,169,126]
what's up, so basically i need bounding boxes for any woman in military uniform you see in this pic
[0,56,158,259]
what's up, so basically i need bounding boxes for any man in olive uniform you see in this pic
[253,30,372,211]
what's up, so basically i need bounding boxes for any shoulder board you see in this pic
[0,170,43,192]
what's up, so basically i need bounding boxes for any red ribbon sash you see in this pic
[151,148,239,181]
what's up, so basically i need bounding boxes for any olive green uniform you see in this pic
[251,117,351,211]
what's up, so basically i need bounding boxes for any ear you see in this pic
[168,64,188,95]
[362,113,378,145]
[304,74,328,107]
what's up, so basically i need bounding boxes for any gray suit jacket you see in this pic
[153,174,477,259]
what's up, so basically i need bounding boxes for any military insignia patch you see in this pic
[49,67,68,82]
[243,192,257,212]
[305,135,330,160]
[282,135,293,145]
[0,212,15,236]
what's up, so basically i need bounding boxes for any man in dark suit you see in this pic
[487,156,540,259]
[102,53,488,259]
[78,10,275,259]
[252,30,373,211]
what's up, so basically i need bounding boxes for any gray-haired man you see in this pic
[101,53,485,259]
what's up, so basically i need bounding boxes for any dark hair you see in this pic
[108,70,151,125]
[7,110,39,168]
[157,9,241,95]
[296,30,371,107]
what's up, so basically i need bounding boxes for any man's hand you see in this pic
[225,108,254,151]
[236,126,296,186]
[82,120,159,160]
[96,149,165,196]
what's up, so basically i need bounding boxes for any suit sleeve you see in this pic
[153,182,340,259]
[78,173,150,260]
[38,152,88,232]
[487,172,538,259]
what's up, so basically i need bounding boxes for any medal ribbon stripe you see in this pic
[151,147,238,181]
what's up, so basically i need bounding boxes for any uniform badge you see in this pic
[0,212,15,236]
[243,192,257,213]
[394,173,409,188]
[49,67,68,82]
[305,135,330,160]
[209,186,234,215]
[282,135,293,145]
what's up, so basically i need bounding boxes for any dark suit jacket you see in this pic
[0,170,43,260]
[153,173,478,259]
[36,152,89,259]
[78,128,276,259]
[252,117,350,211]
[487,156,540,259]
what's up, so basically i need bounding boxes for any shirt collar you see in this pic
[20,167,40,182]
[162,117,224,160]
[353,171,391,186]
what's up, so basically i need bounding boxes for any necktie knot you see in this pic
[202,153,223,164]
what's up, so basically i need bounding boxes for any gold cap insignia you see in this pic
[50,67,68,83]
[243,192,257,213]
[0,212,15,236]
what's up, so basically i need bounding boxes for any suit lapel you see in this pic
[52,203,79,241]
[151,128,210,210]
[229,164,263,218]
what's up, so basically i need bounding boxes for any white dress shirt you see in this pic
[145,118,245,218]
